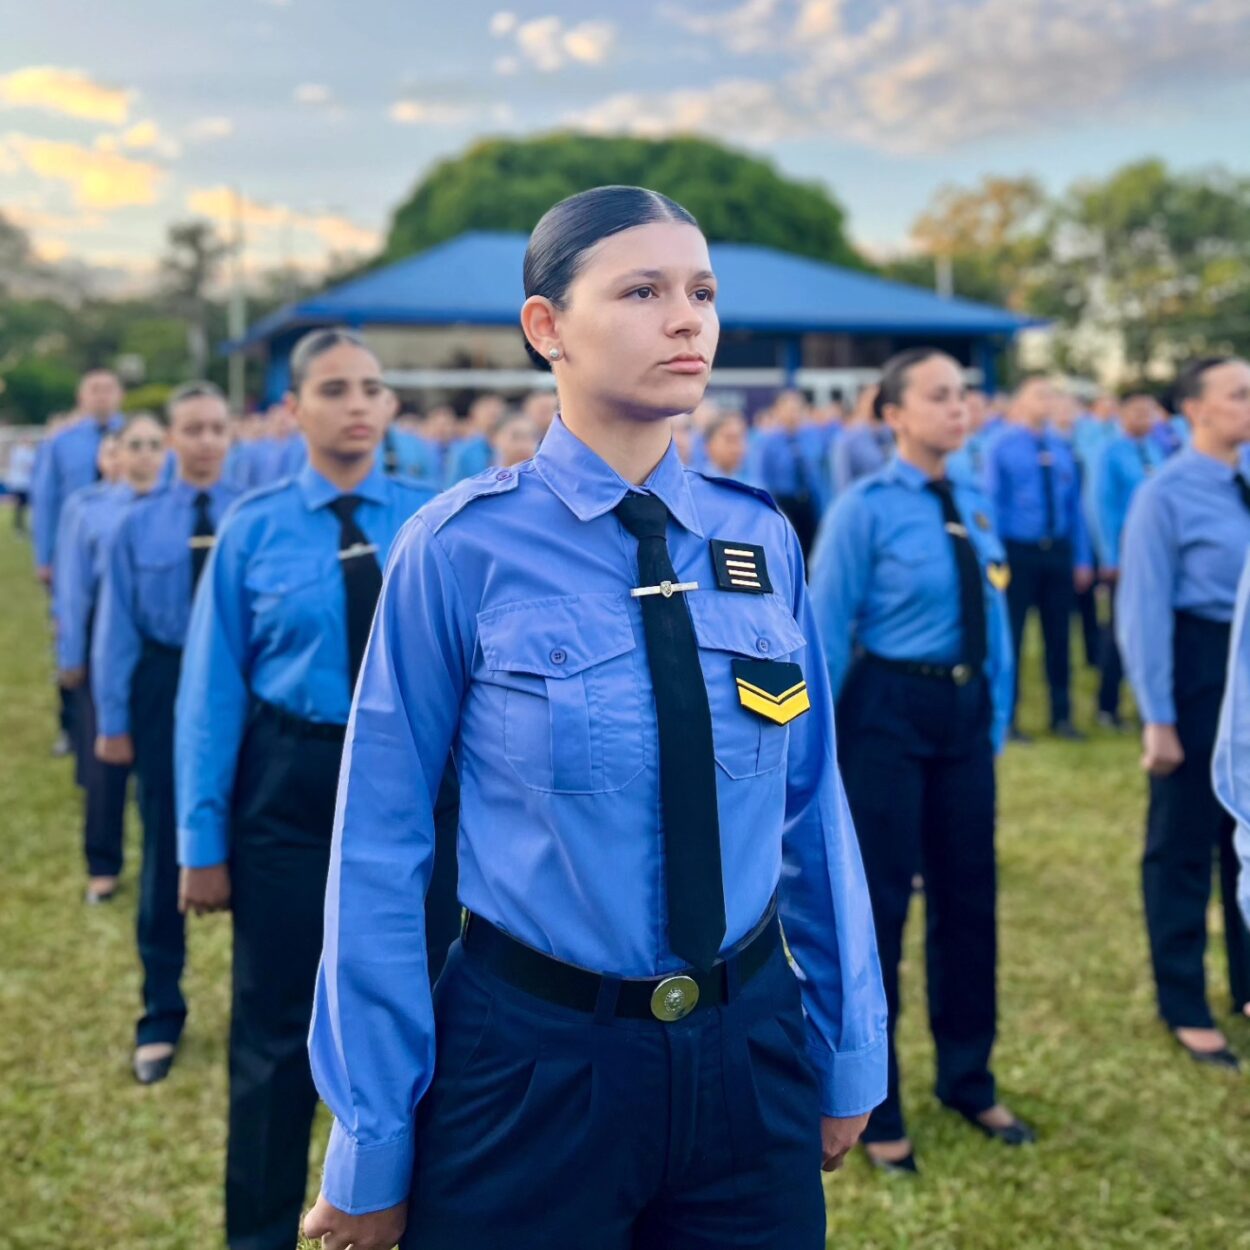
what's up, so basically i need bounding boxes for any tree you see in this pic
[385,133,862,268]
[160,220,229,377]
[0,358,78,424]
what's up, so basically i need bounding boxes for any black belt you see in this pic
[251,698,347,743]
[864,652,979,687]
[142,640,183,659]
[462,903,780,1023]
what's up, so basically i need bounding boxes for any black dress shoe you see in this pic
[864,1146,919,1175]
[1051,720,1087,741]
[956,1108,1038,1146]
[133,1049,176,1085]
[1007,726,1034,745]
[1177,1039,1241,1071]
[84,884,117,905]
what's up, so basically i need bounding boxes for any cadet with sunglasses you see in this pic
[93,386,236,1085]
[174,331,456,1250]
[809,348,1031,1176]
[1117,356,1250,1071]
[301,187,885,1250]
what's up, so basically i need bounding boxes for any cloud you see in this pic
[115,119,181,159]
[489,10,518,36]
[494,55,520,76]
[6,133,164,208]
[187,116,234,142]
[389,99,472,126]
[186,185,380,254]
[294,83,332,105]
[510,16,617,71]
[583,0,1250,154]
[0,66,132,124]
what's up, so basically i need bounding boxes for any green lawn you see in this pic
[2,521,1249,1249]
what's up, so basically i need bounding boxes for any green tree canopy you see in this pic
[384,133,862,268]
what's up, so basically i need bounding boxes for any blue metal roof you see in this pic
[235,230,1039,349]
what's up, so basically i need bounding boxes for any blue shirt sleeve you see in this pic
[1094,444,1124,572]
[1069,452,1092,569]
[91,515,144,737]
[806,489,872,700]
[310,514,474,1215]
[34,438,62,570]
[1116,483,1177,724]
[1214,554,1250,928]
[53,495,87,671]
[174,514,257,868]
[778,528,888,1118]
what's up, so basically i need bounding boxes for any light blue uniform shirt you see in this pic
[174,461,435,870]
[382,427,441,485]
[92,478,239,738]
[53,482,135,671]
[831,423,894,495]
[1117,449,1250,724]
[1092,430,1166,570]
[444,433,493,486]
[309,417,888,1214]
[986,425,1092,566]
[33,415,123,569]
[1214,553,1250,927]
[808,457,1014,751]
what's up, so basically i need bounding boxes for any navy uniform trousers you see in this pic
[1097,585,1125,720]
[400,937,826,1250]
[226,700,461,1250]
[1004,538,1074,727]
[131,641,187,1047]
[836,659,997,1143]
[1144,612,1250,1029]
[78,661,130,879]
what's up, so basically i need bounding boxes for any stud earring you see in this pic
[548,347,562,361]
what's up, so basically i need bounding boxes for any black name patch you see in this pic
[710,540,772,594]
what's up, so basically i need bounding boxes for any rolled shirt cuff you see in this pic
[321,1118,414,1216]
[176,822,228,870]
[96,703,130,737]
[805,1032,888,1119]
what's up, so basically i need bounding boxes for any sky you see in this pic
[3,0,1250,286]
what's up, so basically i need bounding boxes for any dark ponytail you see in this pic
[872,347,955,421]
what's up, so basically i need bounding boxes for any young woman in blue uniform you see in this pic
[93,385,236,1084]
[301,187,887,1250]
[55,421,163,902]
[173,331,455,1250]
[809,348,1034,1174]
[1118,355,1250,1070]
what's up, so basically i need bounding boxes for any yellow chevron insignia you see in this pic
[987,562,1011,592]
[731,658,811,725]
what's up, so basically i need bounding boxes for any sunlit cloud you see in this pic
[187,116,234,142]
[0,66,133,124]
[509,16,616,71]
[186,185,380,254]
[489,10,518,36]
[294,83,332,105]
[6,133,164,208]
[389,99,473,126]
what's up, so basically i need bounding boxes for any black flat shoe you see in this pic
[864,1147,919,1175]
[1007,727,1033,745]
[1051,721,1087,742]
[1177,1039,1241,1071]
[957,1109,1038,1146]
[84,884,117,905]
[133,1049,176,1085]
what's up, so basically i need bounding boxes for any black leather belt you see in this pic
[252,698,347,742]
[864,652,979,686]
[461,904,780,1023]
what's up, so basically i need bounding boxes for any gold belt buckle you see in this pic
[650,975,700,1022]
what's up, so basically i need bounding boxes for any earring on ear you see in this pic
[548,347,562,361]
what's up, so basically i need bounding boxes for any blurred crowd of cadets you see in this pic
[4,378,1199,565]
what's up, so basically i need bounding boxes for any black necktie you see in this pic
[1236,473,1250,514]
[329,495,384,688]
[190,490,214,595]
[615,493,725,971]
[926,479,988,673]
[1037,439,1056,539]
[93,422,106,481]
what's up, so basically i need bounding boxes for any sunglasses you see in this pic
[122,439,165,452]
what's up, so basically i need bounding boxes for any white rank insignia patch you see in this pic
[710,540,772,594]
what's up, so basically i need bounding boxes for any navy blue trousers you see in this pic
[131,642,187,1047]
[401,939,826,1250]
[837,661,998,1143]
[1005,538,1074,727]
[77,678,129,878]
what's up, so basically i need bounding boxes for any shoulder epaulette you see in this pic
[421,465,523,534]
[688,469,782,514]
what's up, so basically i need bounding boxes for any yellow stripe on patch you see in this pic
[987,563,1012,591]
[737,685,811,724]
[735,677,808,705]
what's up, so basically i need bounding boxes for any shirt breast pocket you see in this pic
[686,594,806,780]
[132,549,186,638]
[477,594,646,795]
[244,554,334,649]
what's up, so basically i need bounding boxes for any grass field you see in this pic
[2,519,1249,1249]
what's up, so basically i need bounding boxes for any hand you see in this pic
[95,733,134,766]
[303,1194,407,1250]
[820,1113,870,1172]
[1100,567,1119,586]
[179,864,232,916]
[37,565,52,587]
[59,667,86,690]
[1073,566,1095,594]
[1142,723,1184,777]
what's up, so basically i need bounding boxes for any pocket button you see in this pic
[756,637,770,654]
[550,648,567,665]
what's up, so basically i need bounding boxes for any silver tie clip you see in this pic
[338,542,379,561]
[631,579,699,599]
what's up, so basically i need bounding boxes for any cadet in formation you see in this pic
[809,348,1033,1175]
[986,376,1092,742]
[92,384,236,1084]
[1214,550,1250,930]
[301,186,887,1250]
[54,418,165,902]
[174,331,459,1250]
[1118,355,1250,1069]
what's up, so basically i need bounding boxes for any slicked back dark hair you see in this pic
[1173,356,1236,409]
[522,185,700,371]
[872,347,955,421]
[289,327,376,392]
